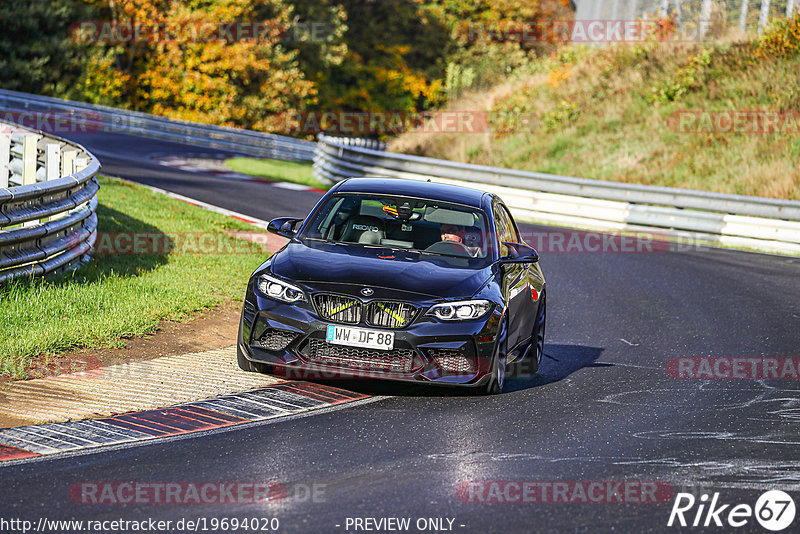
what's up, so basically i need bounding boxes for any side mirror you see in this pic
[267,217,303,239]
[500,241,539,264]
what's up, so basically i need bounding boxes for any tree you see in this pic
[0,0,94,97]
[291,0,451,112]
[76,0,316,129]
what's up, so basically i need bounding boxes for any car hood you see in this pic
[270,241,494,299]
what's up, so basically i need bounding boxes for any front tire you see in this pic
[529,291,547,375]
[484,317,508,395]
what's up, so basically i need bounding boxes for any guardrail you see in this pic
[314,134,800,255]
[0,121,100,283]
[0,88,315,162]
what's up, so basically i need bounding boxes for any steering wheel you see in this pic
[425,240,472,257]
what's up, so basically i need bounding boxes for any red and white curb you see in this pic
[0,382,368,464]
[154,154,326,193]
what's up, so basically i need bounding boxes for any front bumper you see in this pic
[239,282,502,387]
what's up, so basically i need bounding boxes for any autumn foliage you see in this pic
[74,0,315,130]
[0,0,575,134]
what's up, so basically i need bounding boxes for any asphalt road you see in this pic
[1,131,799,533]
[72,131,324,219]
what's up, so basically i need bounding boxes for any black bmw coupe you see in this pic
[237,178,546,394]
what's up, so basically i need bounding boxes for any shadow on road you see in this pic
[504,343,606,393]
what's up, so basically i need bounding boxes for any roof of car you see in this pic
[333,177,488,209]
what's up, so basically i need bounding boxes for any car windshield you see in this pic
[301,193,492,261]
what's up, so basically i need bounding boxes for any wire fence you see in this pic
[574,0,797,39]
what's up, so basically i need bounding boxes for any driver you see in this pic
[440,224,481,257]
[440,223,466,244]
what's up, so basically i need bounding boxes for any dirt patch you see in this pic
[85,299,243,367]
[0,411,38,429]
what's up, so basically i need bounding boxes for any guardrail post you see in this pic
[74,157,89,173]
[0,117,100,283]
[37,143,64,224]
[22,134,37,185]
[0,134,8,188]
[62,149,77,176]
[45,143,61,180]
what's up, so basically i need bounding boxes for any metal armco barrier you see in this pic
[0,89,315,162]
[314,134,800,255]
[0,121,100,283]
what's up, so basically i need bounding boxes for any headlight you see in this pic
[427,300,492,321]
[257,274,305,303]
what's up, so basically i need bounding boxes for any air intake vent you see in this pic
[431,349,474,374]
[243,301,257,323]
[314,294,362,324]
[365,301,418,329]
[256,328,299,351]
[303,339,415,373]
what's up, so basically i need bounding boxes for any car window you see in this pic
[301,194,491,264]
[493,204,516,257]
[499,204,519,242]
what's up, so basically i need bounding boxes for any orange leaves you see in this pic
[756,12,800,59]
[79,0,314,130]
[546,64,572,88]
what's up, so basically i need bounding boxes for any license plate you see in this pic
[326,325,394,350]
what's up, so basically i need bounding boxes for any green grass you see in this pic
[0,176,270,378]
[225,157,329,190]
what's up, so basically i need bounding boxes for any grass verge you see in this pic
[0,176,270,378]
[225,157,329,190]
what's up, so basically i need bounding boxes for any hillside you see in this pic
[391,14,800,200]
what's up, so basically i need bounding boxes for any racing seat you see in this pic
[340,215,386,245]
